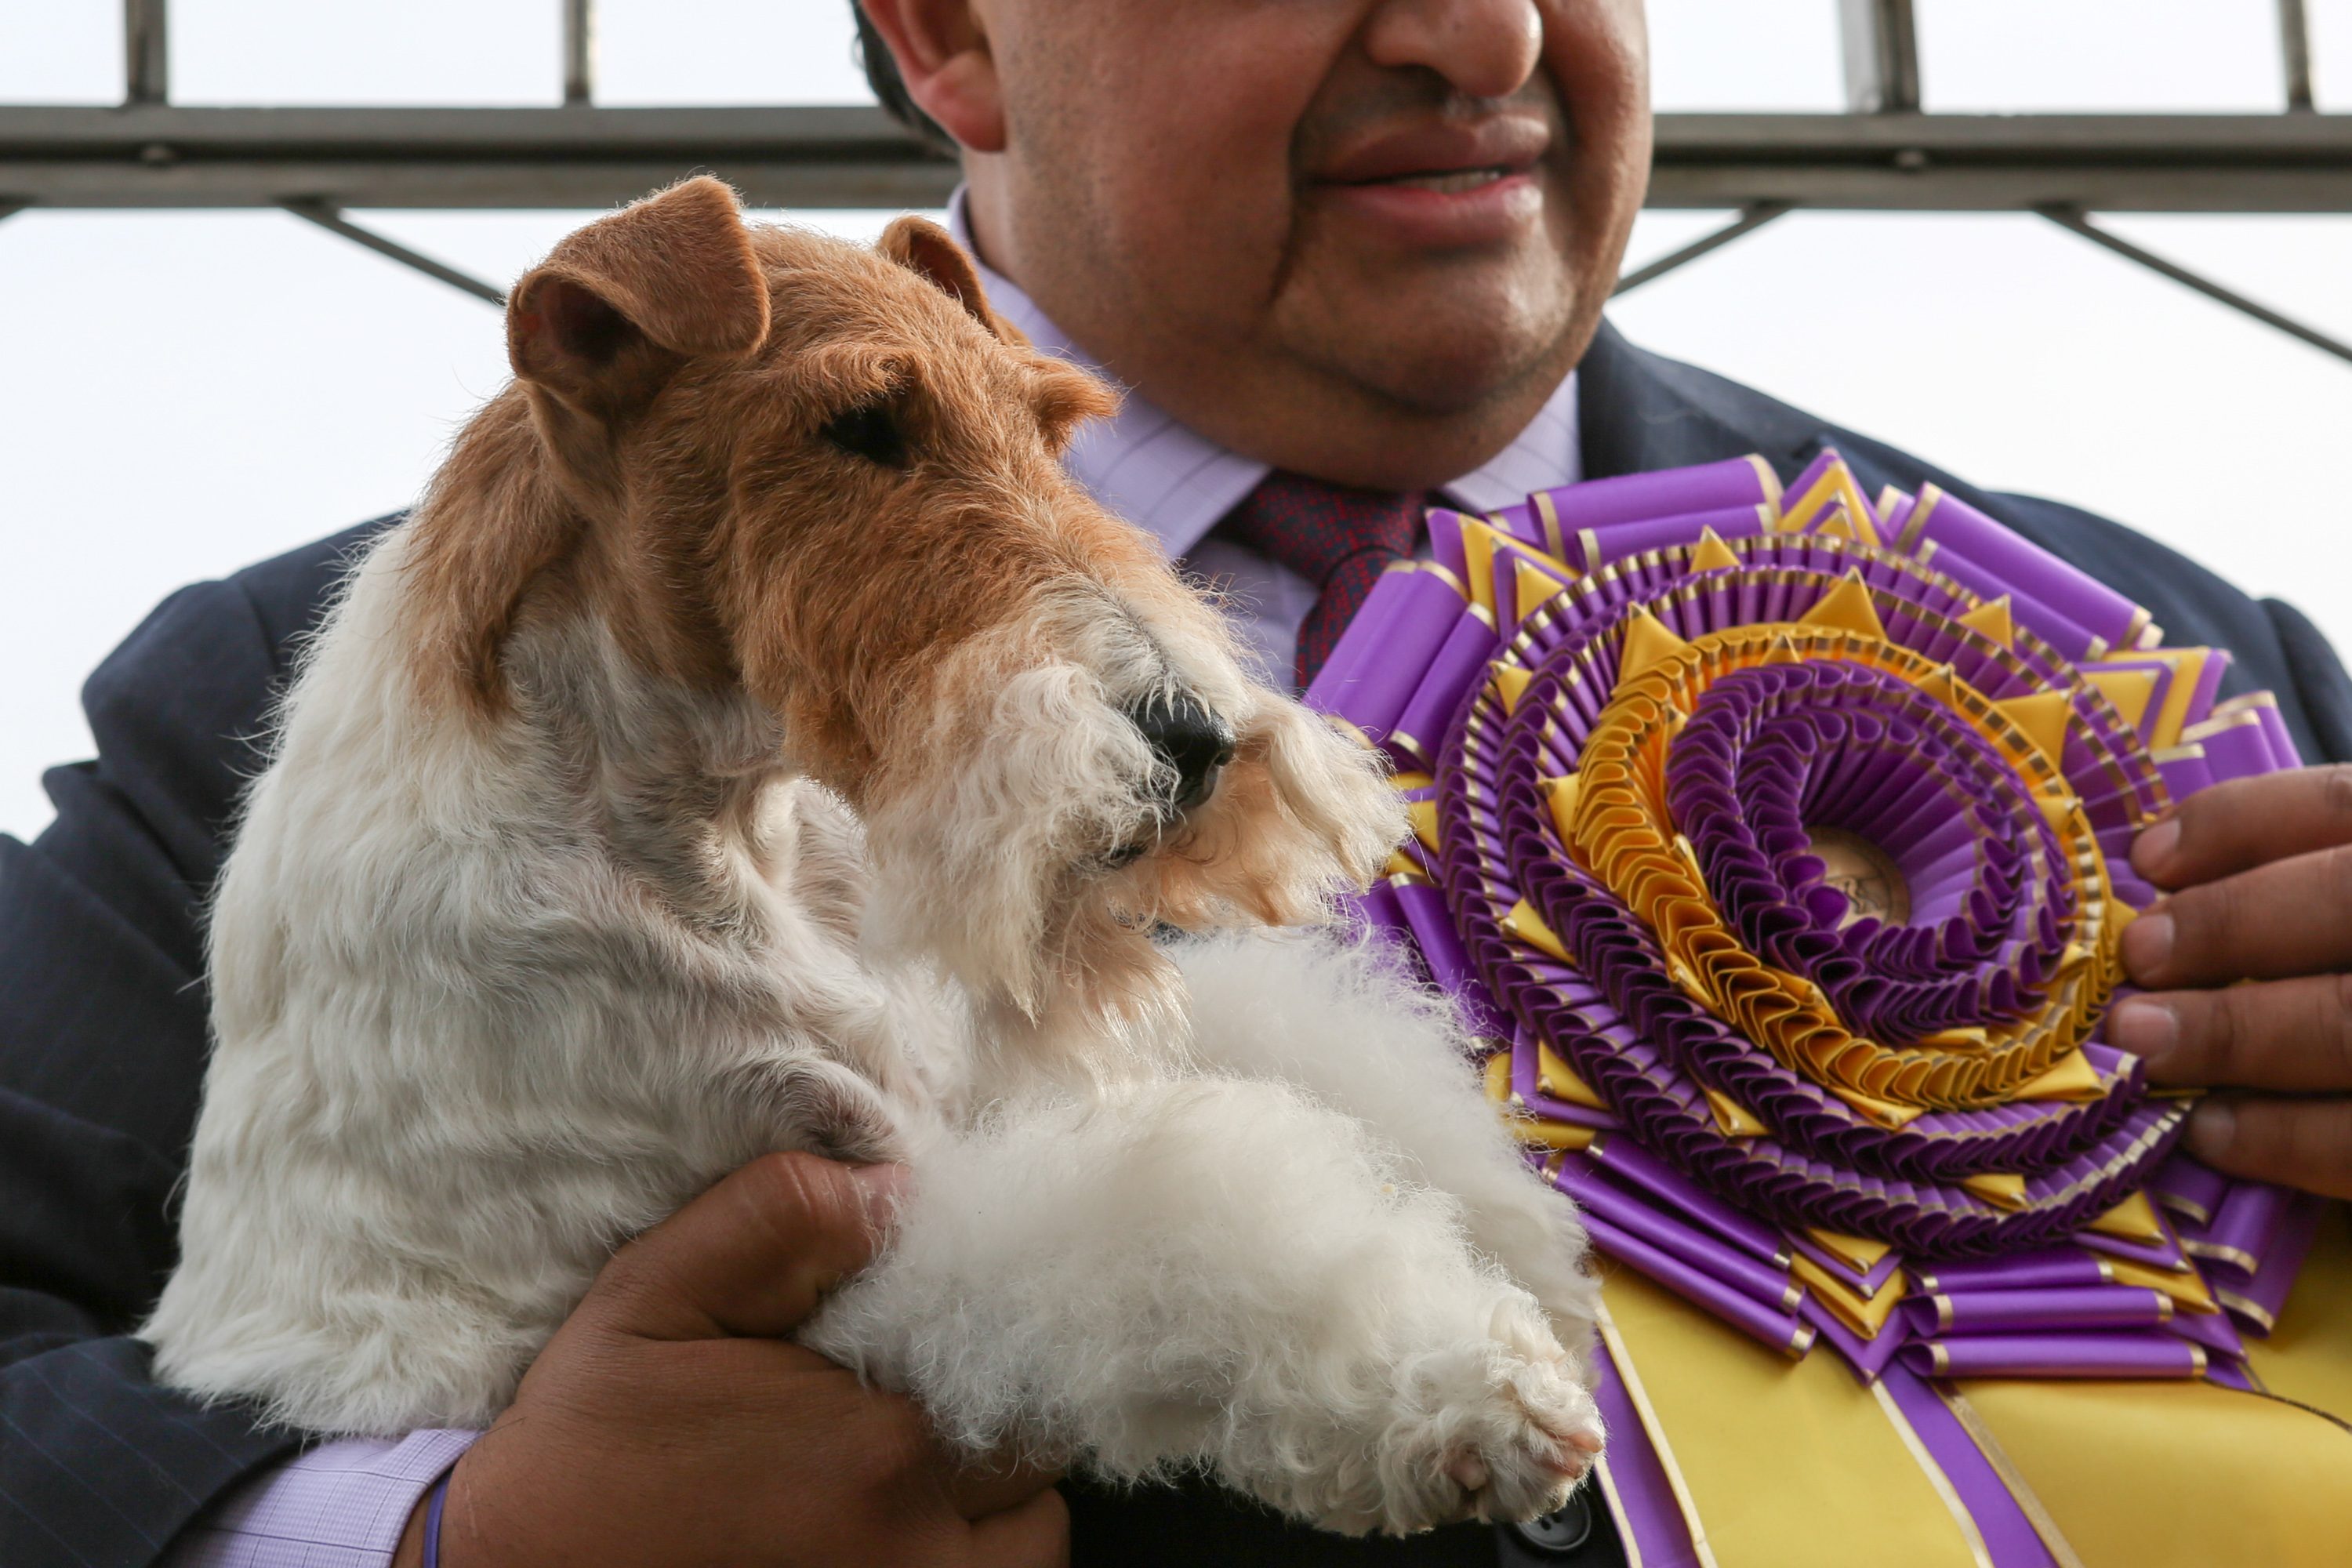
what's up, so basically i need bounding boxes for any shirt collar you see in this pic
[946,188,1581,558]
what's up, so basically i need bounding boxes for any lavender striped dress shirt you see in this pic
[164,187,1584,1564]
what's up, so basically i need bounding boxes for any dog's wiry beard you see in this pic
[858,604,1183,1062]
[856,583,1408,1082]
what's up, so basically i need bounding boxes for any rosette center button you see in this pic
[1804,826,1911,926]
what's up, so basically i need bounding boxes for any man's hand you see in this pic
[390,1152,1067,1568]
[2111,764,2352,1199]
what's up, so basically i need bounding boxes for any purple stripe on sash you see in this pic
[1880,1365,2061,1568]
[1588,1343,1704,1566]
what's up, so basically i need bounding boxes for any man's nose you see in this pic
[1129,692,1237,814]
[1360,0,1544,101]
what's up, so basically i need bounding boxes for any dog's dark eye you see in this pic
[820,401,908,469]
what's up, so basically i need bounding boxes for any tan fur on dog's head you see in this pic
[400,177,1406,1042]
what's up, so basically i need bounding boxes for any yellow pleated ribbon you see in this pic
[1562,623,2120,1111]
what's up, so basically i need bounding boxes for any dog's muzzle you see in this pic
[1129,691,1236,816]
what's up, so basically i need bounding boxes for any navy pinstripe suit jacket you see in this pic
[5,323,2348,1568]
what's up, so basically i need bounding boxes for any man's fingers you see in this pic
[2133,764,2352,888]
[966,1486,1071,1568]
[2183,1096,2352,1201]
[2109,975,2352,1092]
[589,1152,908,1340]
[2120,846,2352,989]
[946,1454,1065,1521]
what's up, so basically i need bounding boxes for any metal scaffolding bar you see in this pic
[1838,0,1922,115]
[564,0,597,107]
[1611,203,1791,297]
[280,200,507,306]
[124,0,169,107]
[20,107,2352,213]
[2281,0,2318,112]
[2038,205,2352,365]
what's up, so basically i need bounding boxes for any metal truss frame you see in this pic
[3,0,2348,365]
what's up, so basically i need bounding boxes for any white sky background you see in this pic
[4,2,2352,841]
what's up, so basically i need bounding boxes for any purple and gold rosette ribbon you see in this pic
[1308,454,2347,1563]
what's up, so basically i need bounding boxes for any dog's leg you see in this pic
[798,1075,1601,1535]
[1167,930,1602,1356]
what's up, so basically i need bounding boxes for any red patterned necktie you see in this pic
[1218,470,1428,689]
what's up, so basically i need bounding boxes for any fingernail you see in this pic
[848,1163,911,1234]
[2132,816,2180,878]
[2121,909,2173,982]
[2187,1099,2237,1163]
[2107,997,2177,1062]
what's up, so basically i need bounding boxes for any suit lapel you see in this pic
[1577,318,1823,483]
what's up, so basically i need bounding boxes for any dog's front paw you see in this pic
[1389,1296,1604,1532]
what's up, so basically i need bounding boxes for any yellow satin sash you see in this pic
[1597,1203,2352,1566]
[1602,1268,1990,1568]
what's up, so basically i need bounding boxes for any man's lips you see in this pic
[1306,117,1550,246]
[1311,116,1551,188]
[1344,165,1524,194]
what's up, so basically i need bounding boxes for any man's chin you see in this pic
[1316,307,1582,421]
[1279,256,1588,419]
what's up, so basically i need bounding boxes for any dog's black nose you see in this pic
[1130,691,1236,814]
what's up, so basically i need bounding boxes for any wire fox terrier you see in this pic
[144,178,1603,1535]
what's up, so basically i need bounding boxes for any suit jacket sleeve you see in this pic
[1,530,374,1568]
[2263,597,2352,765]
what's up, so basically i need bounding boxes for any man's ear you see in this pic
[858,0,1007,153]
[507,176,771,417]
[877,216,1017,342]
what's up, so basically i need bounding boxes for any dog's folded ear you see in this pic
[507,176,771,416]
[878,216,1020,343]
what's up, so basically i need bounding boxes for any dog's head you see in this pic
[407,178,1404,1037]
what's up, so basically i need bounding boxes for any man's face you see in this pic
[953,0,1651,489]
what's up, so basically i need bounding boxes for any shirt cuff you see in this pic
[167,1428,481,1568]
